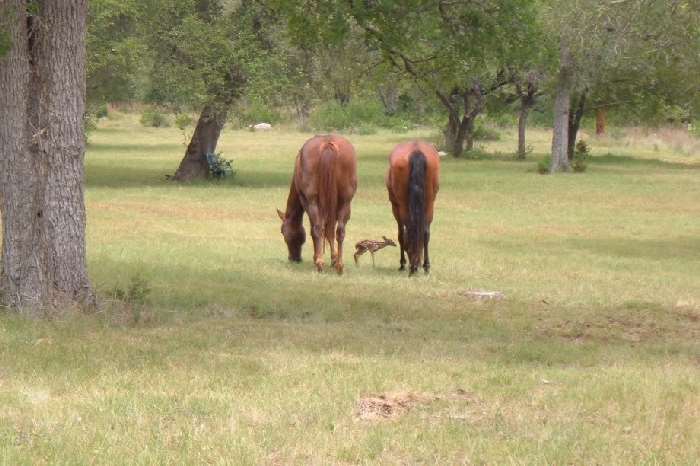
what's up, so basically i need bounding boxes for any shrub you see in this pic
[175,113,193,130]
[140,109,170,128]
[572,139,589,173]
[95,103,109,119]
[537,156,551,174]
[473,122,501,141]
[206,152,235,179]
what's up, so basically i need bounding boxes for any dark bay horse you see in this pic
[277,135,357,273]
[386,141,440,275]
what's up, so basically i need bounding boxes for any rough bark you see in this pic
[516,81,537,160]
[550,44,573,173]
[172,104,228,181]
[0,0,93,313]
[567,92,587,160]
[378,82,399,115]
[596,107,607,135]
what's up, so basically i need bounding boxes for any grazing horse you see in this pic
[277,135,357,273]
[386,141,440,275]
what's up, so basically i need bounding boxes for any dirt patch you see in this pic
[355,389,476,421]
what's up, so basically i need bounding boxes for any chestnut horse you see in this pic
[386,141,440,275]
[277,135,357,273]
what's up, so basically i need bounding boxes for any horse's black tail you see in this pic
[407,150,426,269]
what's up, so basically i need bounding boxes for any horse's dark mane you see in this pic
[407,150,426,267]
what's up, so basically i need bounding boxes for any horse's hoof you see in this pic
[398,265,405,271]
[423,266,430,275]
[335,263,344,275]
[315,260,324,272]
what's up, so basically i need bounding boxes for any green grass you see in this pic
[1,115,699,464]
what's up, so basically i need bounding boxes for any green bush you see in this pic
[473,122,501,141]
[206,152,235,179]
[175,113,193,130]
[537,156,551,174]
[572,140,589,173]
[95,103,109,119]
[310,99,385,131]
[140,109,170,128]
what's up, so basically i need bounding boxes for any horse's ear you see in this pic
[276,209,285,221]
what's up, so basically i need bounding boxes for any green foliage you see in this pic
[572,140,589,173]
[87,0,146,106]
[206,152,235,179]
[473,122,501,142]
[175,113,193,130]
[233,98,283,127]
[537,156,551,174]
[95,104,109,119]
[140,109,170,127]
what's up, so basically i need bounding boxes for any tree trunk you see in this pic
[550,44,573,173]
[516,83,537,160]
[464,116,475,152]
[444,110,465,157]
[596,107,607,135]
[567,92,587,160]
[0,0,93,313]
[517,103,530,160]
[172,104,228,181]
[378,82,399,115]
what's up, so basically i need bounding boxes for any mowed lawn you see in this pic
[1,114,699,464]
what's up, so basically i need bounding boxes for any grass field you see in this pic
[1,114,699,464]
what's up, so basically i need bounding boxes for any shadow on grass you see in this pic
[569,236,700,261]
[591,153,700,170]
[481,236,700,262]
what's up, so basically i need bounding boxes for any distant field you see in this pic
[1,114,699,464]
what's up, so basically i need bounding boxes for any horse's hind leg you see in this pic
[397,222,406,271]
[307,203,325,272]
[334,202,352,274]
[423,223,431,274]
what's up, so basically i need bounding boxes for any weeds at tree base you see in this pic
[206,152,235,179]
[536,156,551,174]
[573,140,589,172]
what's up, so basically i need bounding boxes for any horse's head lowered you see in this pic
[277,209,305,262]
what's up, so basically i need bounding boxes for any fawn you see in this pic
[354,236,397,266]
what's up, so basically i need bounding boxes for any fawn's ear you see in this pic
[276,209,285,221]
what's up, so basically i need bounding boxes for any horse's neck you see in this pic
[285,181,304,226]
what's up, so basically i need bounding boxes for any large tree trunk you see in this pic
[567,91,587,160]
[172,104,228,181]
[0,0,93,313]
[550,44,573,173]
[596,107,607,135]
